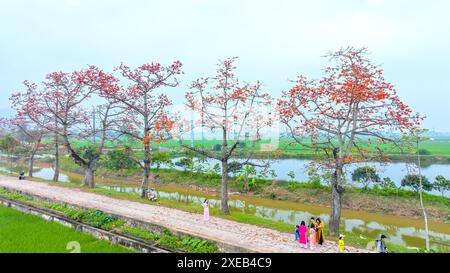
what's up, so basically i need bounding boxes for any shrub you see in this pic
[152,151,172,171]
[417,149,432,155]
[352,166,380,190]
[401,174,433,192]
[175,157,193,172]
[287,182,301,192]
[102,146,138,171]
[82,209,119,229]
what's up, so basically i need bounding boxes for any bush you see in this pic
[102,146,138,171]
[352,166,380,189]
[212,144,222,151]
[417,149,432,155]
[401,174,433,192]
[82,209,119,229]
[152,151,172,171]
[175,157,194,172]
[287,182,301,192]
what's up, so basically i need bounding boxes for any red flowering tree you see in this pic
[278,47,420,235]
[183,57,272,214]
[0,115,47,177]
[104,61,183,197]
[10,66,120,187]
[10,80,62,181]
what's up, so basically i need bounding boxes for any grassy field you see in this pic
[0,205,134,253]
[63,137,450,158]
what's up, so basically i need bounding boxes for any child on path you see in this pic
[294,225,300,241]
[338,234,345,253]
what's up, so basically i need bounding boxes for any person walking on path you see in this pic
[316,218,324,245]
[309,223,317,250]
[294,225,300,241]
[338,234,345,253]
[376,234,389,253]
[299,221,308,248]
[202,199,210,221]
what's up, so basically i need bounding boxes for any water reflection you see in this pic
[0,165,70,183]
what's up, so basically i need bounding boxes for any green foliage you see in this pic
[236,165,256,191]
[76,145,100,163]
[228,161,242,175]
[434,175,450,197]
[121,226,160,241]
[380,177,397,189]
[120,227,219,253]
[102,146,138,171]
[0,205,133,253]
[352,166,380,189]
[307,167,323,188]
[417,149,432,155]
[152,151,172,171]
[287,181,301,192]
[401,174,433,192]
[287,171,295,181]
[181,236,219,253]
[175,157,194,172]
[204,163,221,179]
[82,209,119,229]
[0,135,21,157]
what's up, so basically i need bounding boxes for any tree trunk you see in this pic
[221,160,230,214]
[28,152,35,177]
[329,165,343,236]
[83,167,95,188]
[141,144,151,198]
[53,132,59,182]
[416,140,430,251]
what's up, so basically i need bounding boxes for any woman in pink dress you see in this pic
[202,199,210,221]
[299,221,308,248]
[309,223,317,250]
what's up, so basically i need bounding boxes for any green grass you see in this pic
[0,205,134,253]
[66,137,450,160]
[0,188,219,253]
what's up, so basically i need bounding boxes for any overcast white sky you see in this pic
[1,0,449,131]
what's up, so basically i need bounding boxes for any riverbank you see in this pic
[0,175,371,253]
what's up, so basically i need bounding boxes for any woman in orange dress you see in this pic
[316,218,324,245]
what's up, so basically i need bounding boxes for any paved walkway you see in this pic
[0,175,370,253]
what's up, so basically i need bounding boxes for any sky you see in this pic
[0,0,449,131]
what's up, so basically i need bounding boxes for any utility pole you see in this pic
[92,106,96,144]
[190,112,194,147]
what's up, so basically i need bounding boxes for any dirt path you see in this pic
[0,175,370,253]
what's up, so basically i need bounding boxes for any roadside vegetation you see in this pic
[0,204,133,253]
[0,188,219,253]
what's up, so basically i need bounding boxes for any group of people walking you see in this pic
[295,217,326,250]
